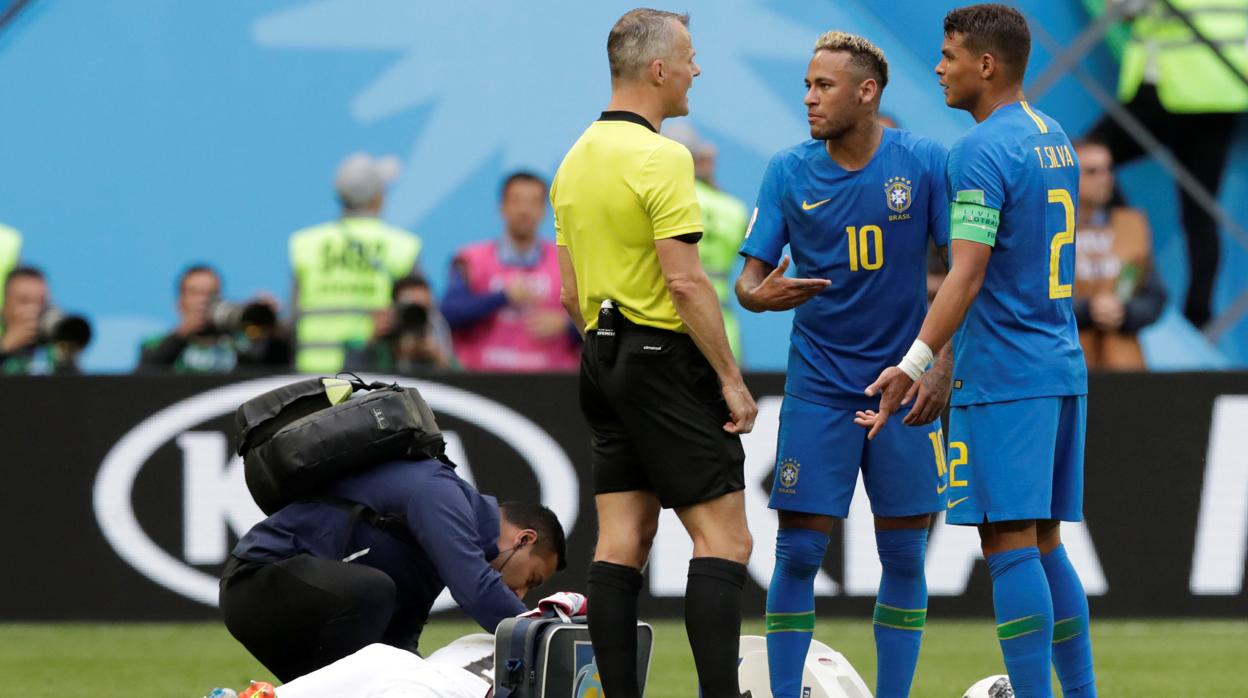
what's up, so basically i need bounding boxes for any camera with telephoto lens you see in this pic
[392,302,429,336]
[207,299,278,336]
[37,307,93,349]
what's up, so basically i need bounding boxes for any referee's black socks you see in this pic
[587,560,645,698]
[686,557,749,698]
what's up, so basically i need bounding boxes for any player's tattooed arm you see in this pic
[904,344,952,426]
[735,255,830,312]
[860,240,990,439]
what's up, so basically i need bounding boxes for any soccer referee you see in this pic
[550,9,758,698]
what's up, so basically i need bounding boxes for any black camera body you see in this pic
[37,307,92,348]
[393,302,429,336]
[207,299,278,335]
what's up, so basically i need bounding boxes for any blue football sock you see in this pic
[766,527,828,698]
[1042,545,1097,697]
[987,547,1054,698]
[872,528,929,698]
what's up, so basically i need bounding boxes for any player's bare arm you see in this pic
[556,246,585,337]
[859,239,991,438]
[734,255,831,312]
[903,244,953,425]
[657,236,758,434]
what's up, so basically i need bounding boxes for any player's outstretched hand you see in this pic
[746,256,830,311]
[860,366,919,440]
[722,382,758,435]
[904,360,952,426]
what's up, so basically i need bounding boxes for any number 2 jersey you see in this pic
[946,101,1087,406]
[740,128,949,409]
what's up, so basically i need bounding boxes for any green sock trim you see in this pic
[997,614,1047,641]
[766,610,815,634]
[872,603,927,631]
[1052,615,1086,644]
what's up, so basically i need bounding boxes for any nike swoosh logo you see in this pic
[801,198,831,211]
[903,614,924,623]
[947,496,968,509]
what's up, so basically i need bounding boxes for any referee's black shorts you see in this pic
[579,314,745,509]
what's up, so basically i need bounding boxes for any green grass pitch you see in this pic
[0,619,1243,697]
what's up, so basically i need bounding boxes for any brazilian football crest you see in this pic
[885,176,913,213]
[778,458,801,494]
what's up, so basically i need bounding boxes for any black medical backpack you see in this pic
[235,376,446,515]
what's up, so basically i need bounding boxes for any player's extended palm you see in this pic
[750,255,830,310]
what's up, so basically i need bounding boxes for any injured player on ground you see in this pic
[240,592,588,698]
[276,634,497,698]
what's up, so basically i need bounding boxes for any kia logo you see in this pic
[93,375,579,606]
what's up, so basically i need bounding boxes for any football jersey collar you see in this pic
[599,110,658,133]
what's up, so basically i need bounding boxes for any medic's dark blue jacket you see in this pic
[231,457,527,647]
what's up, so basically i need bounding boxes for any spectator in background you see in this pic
[0,223,20,309]
[138,265,292,374]
[1074,138,1167,370]
[1,266,90,375]
[345,275,454,375]
[290,153,423,374]
[1089,0,1247,329]
[442,172,580,372]
[663,123,749,359]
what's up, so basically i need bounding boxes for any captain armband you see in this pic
[950,190,999,247]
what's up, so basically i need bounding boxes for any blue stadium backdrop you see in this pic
[1,0,1245,371]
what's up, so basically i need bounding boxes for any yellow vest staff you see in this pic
[692,179,748,360]
[1119,0,1248,113]
[0,224,22,310]
[290,217,421,373]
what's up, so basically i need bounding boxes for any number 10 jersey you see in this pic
[740,128,950,409]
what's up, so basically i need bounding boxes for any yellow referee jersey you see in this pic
[551,111,703,332]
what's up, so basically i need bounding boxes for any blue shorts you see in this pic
[945,395,1086,525]
[768,394,948,518]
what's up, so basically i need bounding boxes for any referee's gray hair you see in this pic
[607,8,690,81]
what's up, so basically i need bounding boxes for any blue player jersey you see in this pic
[946,101,1088,406]
[741,128,949,408]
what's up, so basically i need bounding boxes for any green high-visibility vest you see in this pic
[1119,0,1248,113]
[0,224,22,310]
[694,179,748,360]
[290,216,422,373]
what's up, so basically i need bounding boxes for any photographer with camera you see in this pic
[138,264,292,374]
[0,265,92,375]
[344,275,454,375]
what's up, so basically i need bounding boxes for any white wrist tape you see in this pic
[897,339,933,382]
